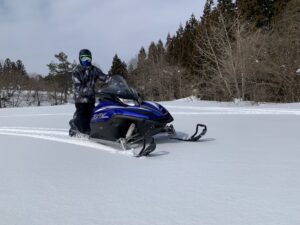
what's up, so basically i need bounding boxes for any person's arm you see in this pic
[95,67,110,83]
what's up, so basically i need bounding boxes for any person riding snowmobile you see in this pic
[69,49,109,136]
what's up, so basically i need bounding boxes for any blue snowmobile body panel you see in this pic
[91,101,172,123]
[89,75,173,141]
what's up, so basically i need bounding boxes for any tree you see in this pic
[137,47,147,69]
[194,8,260,101]
[255,0,300,102]
[0,58,28,107]
[16,60,27,76]
[203,0,214,20]
[156,40,165,61]
[108,54,128,78]
[148,42,159,64]
[272,0,292,23]
[46,52,76,104]
[165,34,175,64]
[236,0,288,27]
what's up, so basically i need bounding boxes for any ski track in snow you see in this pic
[0,127,132,157]
[0,113,72,118]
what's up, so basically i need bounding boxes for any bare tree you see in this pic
[194,11,258,101]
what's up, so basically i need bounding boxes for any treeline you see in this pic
[0,53,76,108]
[125,0,300,102]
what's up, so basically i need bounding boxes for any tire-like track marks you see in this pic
[0,127,132,156]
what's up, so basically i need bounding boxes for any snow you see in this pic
[1,100,300,225]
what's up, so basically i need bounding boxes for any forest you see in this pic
[0,0,299,107]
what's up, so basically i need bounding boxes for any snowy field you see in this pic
[0,99,300,225]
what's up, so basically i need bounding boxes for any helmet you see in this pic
[79,49,92,67]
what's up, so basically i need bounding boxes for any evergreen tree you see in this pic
[237,0,275,27]
[16,60,27,76]
[217,0,235,13]
[46,52,75,103]
[109,54,128,77]
[156,40,165,61]
[166,33,172,49]
[165,34,176,64]
[1,58,28,78]
[137,47,147,68]
[3,58,12,73]
[148,42,158,63]
[202,0,214,23]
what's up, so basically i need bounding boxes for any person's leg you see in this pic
[73,103,88,133]
[83,101,95,134]
[69,101,95,135]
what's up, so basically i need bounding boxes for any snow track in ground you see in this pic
[0,113,72,118]
[0,127,132,156]
[165,105,300,115]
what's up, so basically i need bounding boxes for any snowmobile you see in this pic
[70,75,207,157]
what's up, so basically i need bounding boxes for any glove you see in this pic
[105,76,111,84]
[83,87,94,97]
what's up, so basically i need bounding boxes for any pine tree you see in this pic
[16,60,27,76]
[109,54,128,77]
[260,0,274,25]
[165,34,176,64]
[237,0,275,27]
[156,40,165,61]
[202,0,214,24]
[166,33,172,49]
[137,47,147,68]
[46,52,75,103]
[3,58,12,73]
[148,42,158,63]
[217,0,235,13]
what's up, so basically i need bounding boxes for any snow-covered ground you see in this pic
[1,100,300,225]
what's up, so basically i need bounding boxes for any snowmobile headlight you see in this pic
[118,98,138,106]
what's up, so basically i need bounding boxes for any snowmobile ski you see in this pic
[170,124,207,142]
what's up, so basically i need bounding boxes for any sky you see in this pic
[0,0,205,75]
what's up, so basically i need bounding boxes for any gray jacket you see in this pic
[72,64,108,103]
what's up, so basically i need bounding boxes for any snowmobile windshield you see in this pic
[100,75,138,100]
